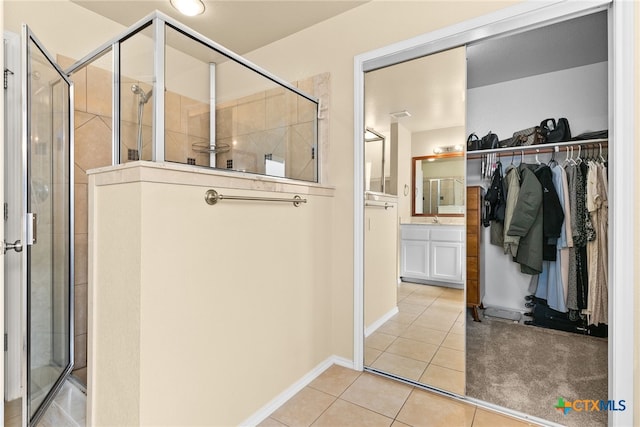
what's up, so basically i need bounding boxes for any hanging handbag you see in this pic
[467,133,480,151]
[541,118,571,142]
[511,126,546,146]
[480,131,499,150]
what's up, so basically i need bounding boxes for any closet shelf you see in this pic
[466,138,608,159]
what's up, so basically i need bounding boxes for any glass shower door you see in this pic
[23,26,74,426]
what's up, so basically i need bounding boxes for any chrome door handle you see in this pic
[4,240,23,254]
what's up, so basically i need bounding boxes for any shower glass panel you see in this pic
[120,22,154,163]
[66,12,319,181]
[163,22,318,181]
[26,31,73,425]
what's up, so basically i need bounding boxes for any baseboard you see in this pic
[239,355,357,426]
[364,306,399,337]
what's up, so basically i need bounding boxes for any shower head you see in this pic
[131,84,152,104]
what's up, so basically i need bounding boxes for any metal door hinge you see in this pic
[4,68,14,90]
[4,203,7,221]
[4,334,7,352]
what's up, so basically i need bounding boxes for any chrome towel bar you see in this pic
[365,201,394,210]
[204,189,307,207]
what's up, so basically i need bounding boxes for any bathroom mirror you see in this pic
[412,154,465,216]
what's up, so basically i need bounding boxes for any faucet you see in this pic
[433,215,439,224]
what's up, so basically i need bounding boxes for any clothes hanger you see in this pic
[575,145,583,164]
[599,143,606,163]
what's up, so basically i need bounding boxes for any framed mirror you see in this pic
[412,153,464,216]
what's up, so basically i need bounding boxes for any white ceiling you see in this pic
[363,11,607,138]
[70,0,369,55]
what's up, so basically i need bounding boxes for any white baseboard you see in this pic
[239,355,357,426]
[364,306,399,338]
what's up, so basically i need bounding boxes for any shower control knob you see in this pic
[3,239,23,254]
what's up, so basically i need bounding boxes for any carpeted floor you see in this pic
[466,316,608,427]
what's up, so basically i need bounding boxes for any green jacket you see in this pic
[506,165,543,274]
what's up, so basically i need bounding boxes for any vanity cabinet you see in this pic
[400,224,464,286]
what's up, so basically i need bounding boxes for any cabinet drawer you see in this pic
[430,228,463,242]
[467,279,480,304]
[401,226,430,241]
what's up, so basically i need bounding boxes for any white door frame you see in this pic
[353,1,634,426]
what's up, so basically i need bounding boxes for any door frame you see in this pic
[353,1,634,425]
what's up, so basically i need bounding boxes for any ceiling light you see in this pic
[170,0,205,16]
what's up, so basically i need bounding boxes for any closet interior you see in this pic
[465,11,609,427]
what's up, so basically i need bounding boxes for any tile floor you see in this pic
[260,364,538,427]
[365,282,465,394]
[4,379,86,427]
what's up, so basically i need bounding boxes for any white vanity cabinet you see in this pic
[400,224,464,285]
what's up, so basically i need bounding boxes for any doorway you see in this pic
[354,1,634,426]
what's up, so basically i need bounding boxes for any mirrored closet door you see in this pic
[363,47,468,395]
[361,6,612,427]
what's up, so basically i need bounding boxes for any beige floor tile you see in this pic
[366,332,397,351]
[410,284,445,298]
[450,321,465,335]
[398,302,428,315]
[308,365,361,397]
[257,417,288,427]
[419,364,465,395]
[370,352,428,382]
[312,399,393,427]
[271,387,336,426]
[431,347,465,372]
[396,389,475,427]
[5,399,21,419]
[402,294,437,307]
[377,320,410,336]
[385,337,439,363]
[341,373,412,419]
[441,332,465,351]
[365,347,383,365]
[412,314,457,332]
[400,324,447,346]
[472,408,536,427]
[391,421,412,427]
[391,311,421,325]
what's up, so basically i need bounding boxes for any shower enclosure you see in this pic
[5,10,319,426]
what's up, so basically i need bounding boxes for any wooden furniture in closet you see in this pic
[466,186,484,321]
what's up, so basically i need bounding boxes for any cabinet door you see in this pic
[401,240,429,279]
[429,241,463,283]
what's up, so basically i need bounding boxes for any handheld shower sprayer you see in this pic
[131,84,152,104]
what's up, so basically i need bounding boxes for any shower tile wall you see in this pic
[59,53,328,383]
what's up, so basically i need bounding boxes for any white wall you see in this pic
[467,61,608,312]
[467,62,608,140]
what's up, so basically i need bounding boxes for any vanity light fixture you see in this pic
[433,144,464,154]
[170,0,205,16]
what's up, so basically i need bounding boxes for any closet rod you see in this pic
[466,138,608,159]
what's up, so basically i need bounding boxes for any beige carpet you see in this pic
[466,317,608,427]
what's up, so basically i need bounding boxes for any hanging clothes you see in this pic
[502,165,521,258]
[534,164,570,312]
[564,162,588,312]
[585,160,608,325]
[507,164,543,275]
[533,164,565,261]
